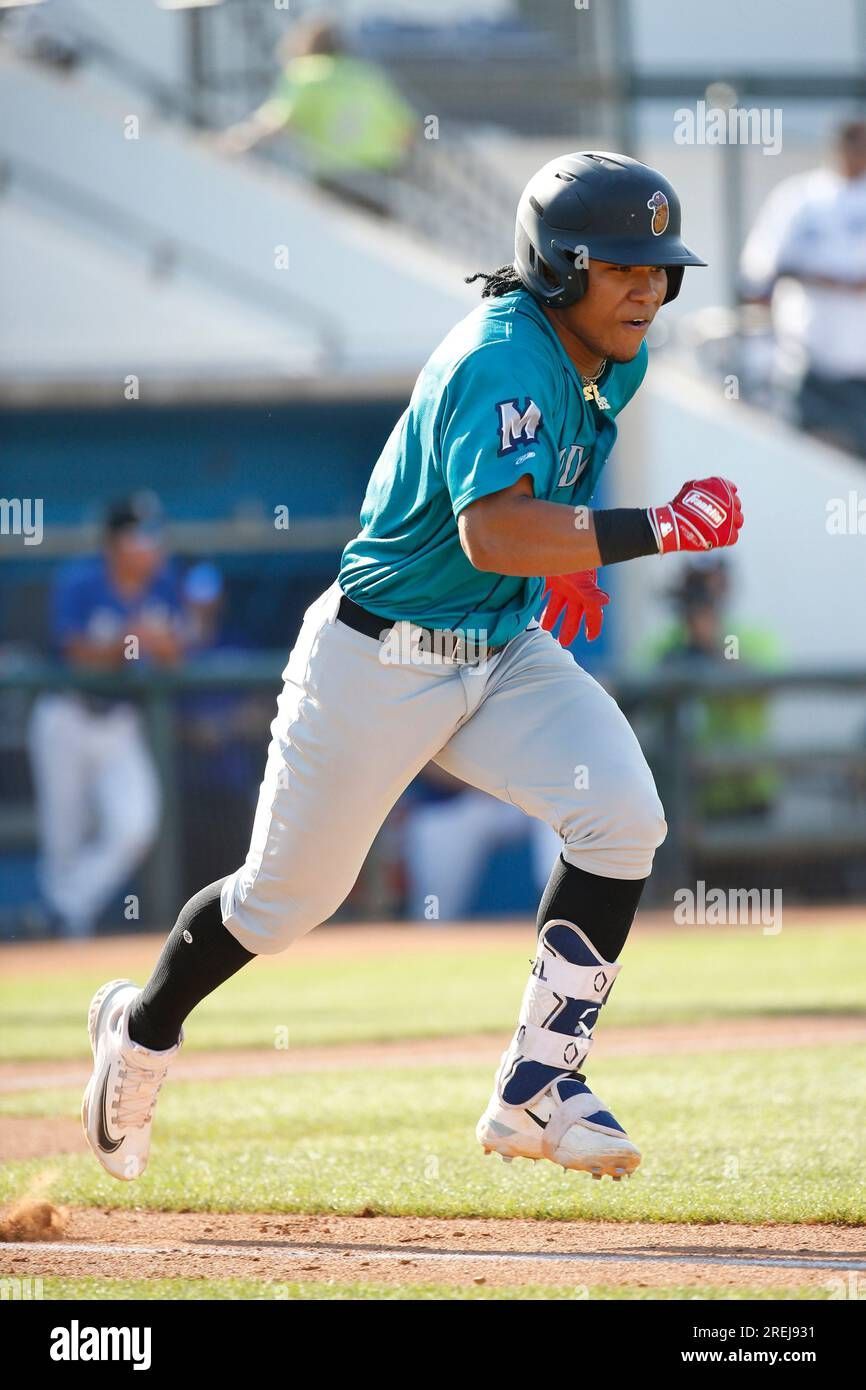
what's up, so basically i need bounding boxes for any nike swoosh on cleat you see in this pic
[95,1071,123,1153]
[525,1110,548,1130]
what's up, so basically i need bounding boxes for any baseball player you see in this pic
[30,496,181,937]
[82,151,742,1184]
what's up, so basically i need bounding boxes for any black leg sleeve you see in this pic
[537,854,647,962]
[127,877,255,1051]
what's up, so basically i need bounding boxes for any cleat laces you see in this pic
[112,1053,170,1129]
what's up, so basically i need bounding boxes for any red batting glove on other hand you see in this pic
[540,569,610,646]
[648,477,743,554]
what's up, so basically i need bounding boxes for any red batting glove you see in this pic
[540,569,610,646]
[648,477,743,554]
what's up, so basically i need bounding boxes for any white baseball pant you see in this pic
[221,580,666,954]
[28,693,161,937]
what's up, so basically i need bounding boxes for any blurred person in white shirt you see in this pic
[740,119,866,458]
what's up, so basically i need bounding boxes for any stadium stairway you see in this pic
[0,45,480,390]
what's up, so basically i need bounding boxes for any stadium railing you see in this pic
[1,662,865,930]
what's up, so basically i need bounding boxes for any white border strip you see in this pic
[7,1240,866,1273]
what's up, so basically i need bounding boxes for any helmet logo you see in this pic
[647,190,669,236]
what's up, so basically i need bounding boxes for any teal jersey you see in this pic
[338,288,647,649]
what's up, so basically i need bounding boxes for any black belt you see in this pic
[337,594,501,665]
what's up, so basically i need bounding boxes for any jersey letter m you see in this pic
[496,398,543,456]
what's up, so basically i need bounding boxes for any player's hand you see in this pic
[540,569,609,646]
[136,623,184,665]
[648,478,743,554]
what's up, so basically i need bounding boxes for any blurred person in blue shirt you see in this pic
[27,495,185,937]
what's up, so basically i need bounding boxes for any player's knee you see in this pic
[625,776,668,854]
[221,867,350,955]
[561,762,667,877]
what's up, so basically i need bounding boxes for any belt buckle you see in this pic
[453,631,487,665]
[442,628,479,664]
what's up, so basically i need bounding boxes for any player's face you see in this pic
[686,604,721,651]
[840,134,866,179]
[561,260,668,363]
[109,531,163,588]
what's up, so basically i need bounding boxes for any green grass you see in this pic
[2,1046,864,1224]
[10,1277,829,1301]
[2,922,865,1062]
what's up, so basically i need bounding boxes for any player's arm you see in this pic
[63,625,183,667]
[216,104,289,155]
[214,78,299,156]
[459,475,600,574]
[459,474,743,577]
[441,346,741,582]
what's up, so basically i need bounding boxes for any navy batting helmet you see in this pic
[515,150,706,309]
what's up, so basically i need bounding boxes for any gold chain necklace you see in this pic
[580,359,611,410]
[581,359,607,386]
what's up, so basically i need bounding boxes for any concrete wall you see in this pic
[611,361,866,673]
[0,50,476,388]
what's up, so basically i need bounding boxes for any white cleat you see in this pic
[476,1076,640,1181]
[81,979,182,1181]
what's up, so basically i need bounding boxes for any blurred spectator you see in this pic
[177,563,266,898]
[0,0,83,73]
[27,495,184,937]
[181,562,233,656]
[740,120,866,458]
[218,17,417,218]
[402,763,561,921]
[645,558,780,820]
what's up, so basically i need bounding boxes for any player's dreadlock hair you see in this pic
[464,264,524,298]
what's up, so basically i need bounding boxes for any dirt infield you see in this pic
[4,1209,865,1293]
